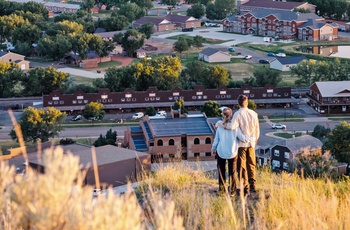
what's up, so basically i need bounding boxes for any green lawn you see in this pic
[98,60,122,68]
[71,76,95,85]
[273,132,303,138]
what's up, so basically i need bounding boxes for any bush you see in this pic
[59,138,76,145]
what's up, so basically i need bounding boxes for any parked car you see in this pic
[71,115,82,121]
[228,47,235,52]
[259,59,270,64]
[271,123,287,129]
[132,112,144,119]
[276,53,286,57]
[244,55,252,60]
[156,110,167,116]
[267,52,276,57]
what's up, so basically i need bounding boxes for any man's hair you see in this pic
[237,95,248,106]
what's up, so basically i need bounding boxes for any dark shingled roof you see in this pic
[149,116,213,137]
[280,135,323,154]
[29,144,149,167]
[242,0,309,10]
[199,47,221,56]
[248,9,322,21]
[0,51,8,57]
[298,18,327,29]
[134,17,172,26]
[165,14,197,22]
[274,56,307,65]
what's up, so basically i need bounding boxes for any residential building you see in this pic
[307,81,350,114]
[43,85,297,112]
[165,14,201,29]
[28,143,151,187]
[94,31,125,41]
[297,19,338,41]
[270,56,307,71]
[133,17,175,32]
[198,47,231,63]
[222,9,335,41]
[239,0,316,14]
[43,2,80,13]
[270,135,323,172]
[133,15,202,32]
[0,51,30,70]
[124,113,215,162]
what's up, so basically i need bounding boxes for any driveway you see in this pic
[57,68,104,79]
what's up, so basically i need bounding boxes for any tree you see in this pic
[0,14,29,40]
[248,100,257,111]
[249,66,282,87]
[180,60,208,89]
[118,3,145,22]
[201,100,221,117]
[138,22,154,39]
[113,32,124,44]
[173,99,188,114]
[173,36,189,53]
[186,3,205,19]
[37,34,72,61]
[81,0,95,13]
[192,35,206,49]
[121,29,145,57]
[202,65,230,89]
[9,107,66,143]
[145,106,156,116]
[82,102,105,120]
[93,128,117,147]
[24,67,69,96]
[104,66,137,91]
[12,24,41,45]
[205,2,217,20]
[290,151,338,179]
[312,124,331,142]
[131,0,153,9]
[97,16,129,31]
[0,62,24,98]
[133,56,182,91]
[323,121,350,165]
[215,0,236,19]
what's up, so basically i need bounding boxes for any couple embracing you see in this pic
[211,95,260,196]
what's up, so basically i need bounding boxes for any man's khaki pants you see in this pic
[237,147,256,192]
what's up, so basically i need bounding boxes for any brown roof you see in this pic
[133,17,173,26]
[165,14,199,22]
[242,0,310,10]
[30,144,149,168]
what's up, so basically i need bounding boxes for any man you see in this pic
[223,95,260,195]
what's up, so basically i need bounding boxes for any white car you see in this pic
[244,55,252,60]
[156,111,166,116]
[271,123,287,129]
[276,53,286,57]
[132,112,144,119]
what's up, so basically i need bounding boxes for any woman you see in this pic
[211,107,252,196]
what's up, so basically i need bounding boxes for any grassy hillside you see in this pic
[1,146,349,229]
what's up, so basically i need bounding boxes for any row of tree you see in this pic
[290,59,350,86]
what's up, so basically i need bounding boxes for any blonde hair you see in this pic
[222,108,232,126]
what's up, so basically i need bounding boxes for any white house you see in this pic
[198,47,231,63]
[270,56,307,71]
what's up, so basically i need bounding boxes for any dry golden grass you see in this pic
[1,150,350,229]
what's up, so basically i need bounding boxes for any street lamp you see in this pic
[284,106,286,121]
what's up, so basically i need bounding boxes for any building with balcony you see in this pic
[222,9,334,41]
[307,81,350,114]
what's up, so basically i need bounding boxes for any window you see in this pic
[244,90,250,94]
[194,138,200,145]
[283,162,289,170]
[272,160,280,168]
[284,152,289,159]
[60,101,64,104]
[77,96,84,99]
[194,153,200,157]
[72,100,77,104]
[149,93,155,97]
[169,139,175,146]
[267,89,273,93]
[173,92,179,96]
[101,95,108,99]
[196,92,203,95]
[274,150,280,157]
[205,137,211,144]
[205,152,211,157]
[250,94,254,98]
[192,96,197,99]
[84,100,88,103]
[125,94,132,98]
[52,97,59,100]
[157,140,163,146]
